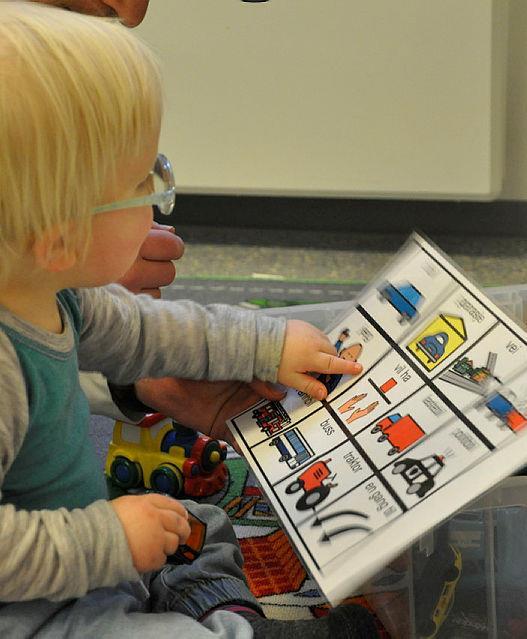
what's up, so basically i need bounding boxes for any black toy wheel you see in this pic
[150,464,184,497]
[110,456,142,490]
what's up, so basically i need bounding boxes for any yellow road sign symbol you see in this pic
[407,314,467,371]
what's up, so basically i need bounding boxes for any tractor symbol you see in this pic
[285,459,337,511]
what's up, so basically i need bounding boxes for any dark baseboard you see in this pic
[162,195,527,240]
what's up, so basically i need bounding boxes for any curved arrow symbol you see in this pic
[312,510,368,527]
[319,525,372,543]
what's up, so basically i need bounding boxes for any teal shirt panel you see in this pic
[0,290,108,511]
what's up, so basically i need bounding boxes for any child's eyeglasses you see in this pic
[92,154,175,216]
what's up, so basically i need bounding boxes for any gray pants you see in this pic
[0,502,259,638]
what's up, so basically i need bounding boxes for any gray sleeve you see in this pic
[0,332,139,602]
[76,285,287,385]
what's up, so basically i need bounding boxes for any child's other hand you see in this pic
[111,493,191,573]
[277,320,362,400]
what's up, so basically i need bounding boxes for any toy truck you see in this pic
[285,459,337,511]
[270,428,313,469]
[379,281,423,322]
[371,414,425,455]
[106,413,228,498]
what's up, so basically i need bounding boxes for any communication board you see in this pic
[228,234,527,604]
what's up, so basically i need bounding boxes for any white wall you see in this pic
[137,0,510,201]
[502,0,527,199]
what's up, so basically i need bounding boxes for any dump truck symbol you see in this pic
[440,352,498,395]
[371,414,425,455]
[379,281,423,322]
[408,314,467,371]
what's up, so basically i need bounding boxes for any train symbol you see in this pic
[269,428,314,469]
[252,401,292,437]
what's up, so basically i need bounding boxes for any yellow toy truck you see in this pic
[105,413,228,498]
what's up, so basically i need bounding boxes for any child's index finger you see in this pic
[316,353,363,376]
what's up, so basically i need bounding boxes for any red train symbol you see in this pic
[252,401,292,437]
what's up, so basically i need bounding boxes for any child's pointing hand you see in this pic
[277,320,363,400]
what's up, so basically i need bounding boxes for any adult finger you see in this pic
[249,379,287,400]
[136,259,176,289]
[139,228,185,261]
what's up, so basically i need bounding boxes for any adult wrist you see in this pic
[107,382,155,419]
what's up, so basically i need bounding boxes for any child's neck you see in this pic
[0,275,64,334]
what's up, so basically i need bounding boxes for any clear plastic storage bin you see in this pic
[257,284,527,638]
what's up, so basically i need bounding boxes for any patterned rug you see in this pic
[204,451,391,634]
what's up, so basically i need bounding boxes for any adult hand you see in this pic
[117,222,185,298]
[134,377,286,449]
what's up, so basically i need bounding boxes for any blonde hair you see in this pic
[0,1,163,279]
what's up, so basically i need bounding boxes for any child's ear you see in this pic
[31,227,78,273]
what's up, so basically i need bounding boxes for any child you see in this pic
[0,4,379,637]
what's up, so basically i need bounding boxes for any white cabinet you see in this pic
[138,1,508,200]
